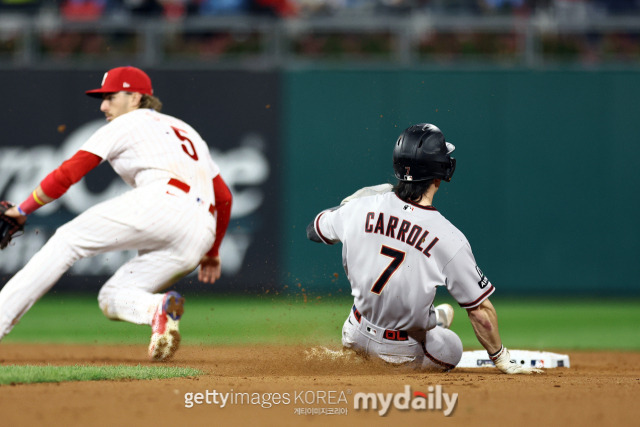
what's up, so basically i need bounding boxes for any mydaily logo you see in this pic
[353,384,458,416]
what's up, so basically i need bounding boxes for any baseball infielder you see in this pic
[0,66,232,361]
[307,123,542,374]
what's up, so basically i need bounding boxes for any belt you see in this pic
[352,305,408,342]
[168,178,216,216]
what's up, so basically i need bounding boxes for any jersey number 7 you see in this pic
[371,245,405,294]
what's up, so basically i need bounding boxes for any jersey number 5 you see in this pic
[171,126,199,161]
[371,245,405,294]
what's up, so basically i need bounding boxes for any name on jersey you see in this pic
[365,212,439,258]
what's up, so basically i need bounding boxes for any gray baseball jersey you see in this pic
[313,191,494,331]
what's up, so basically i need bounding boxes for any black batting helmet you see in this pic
[393,123,456,182]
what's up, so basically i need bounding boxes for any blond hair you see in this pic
[138,94,163,112]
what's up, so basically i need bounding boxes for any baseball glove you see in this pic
[0,201,25,250]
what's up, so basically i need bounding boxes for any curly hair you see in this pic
[393,179,434,204]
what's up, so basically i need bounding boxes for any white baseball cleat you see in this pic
[148,291,184,362]
[435,304,454,329]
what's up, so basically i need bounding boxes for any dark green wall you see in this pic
[282,70,640,296]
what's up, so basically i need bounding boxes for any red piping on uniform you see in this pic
[314,212,334,245]
[423,345,456,371]
[458,285,495,308]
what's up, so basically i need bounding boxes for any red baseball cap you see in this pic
[86,66,153,98]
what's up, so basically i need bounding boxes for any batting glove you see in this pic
[490,346,544,375]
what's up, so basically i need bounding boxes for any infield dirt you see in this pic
[0,344,638,426]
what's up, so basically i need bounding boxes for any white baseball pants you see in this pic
[0,181,215,340]
[342,307,463,371]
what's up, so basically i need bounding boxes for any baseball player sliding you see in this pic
[0,66,232,361]
[307,123,542,374]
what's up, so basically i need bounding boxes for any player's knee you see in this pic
[441,328,463,366]
[97,287,117,319]
[423,328,463,371]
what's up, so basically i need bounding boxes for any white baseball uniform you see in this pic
[312,189,495,370]
[0,109,222,339]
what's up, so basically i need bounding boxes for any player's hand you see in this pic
[3,206,27,225]
[491,347,544,374]
[198,255,221,284]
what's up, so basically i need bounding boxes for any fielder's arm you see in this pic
[199,174,233,284]
[466,299,543,374]
[2,187,54,223]
[7,150,102,221]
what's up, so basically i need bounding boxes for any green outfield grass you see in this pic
[3,294,639,351]
[0,365,202,385]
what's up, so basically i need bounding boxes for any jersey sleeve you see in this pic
[40,150,103,199]
[79,121,124,160]
[442,244,495,309]
[313,207,343,245]
[206,174,232,258]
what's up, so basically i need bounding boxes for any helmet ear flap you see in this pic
[443,157,456,182]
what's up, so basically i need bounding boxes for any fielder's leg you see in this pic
[95,228,211,362]
[0,189,161,341]
[0,226,89,341]
[96,253,192,362]
[96,249,194,325]
[95,186,215,361]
